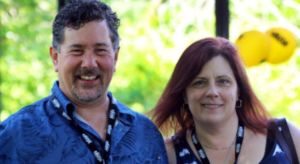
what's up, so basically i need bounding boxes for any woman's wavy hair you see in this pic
[151,37,270,139]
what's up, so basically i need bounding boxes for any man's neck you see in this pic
[75,95,110,121]
[75,95,110,139]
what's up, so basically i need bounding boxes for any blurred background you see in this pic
[0,0,300,127]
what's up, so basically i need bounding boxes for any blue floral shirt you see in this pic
[0,81,168,164]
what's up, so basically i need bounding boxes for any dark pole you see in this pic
[215,0,229,39]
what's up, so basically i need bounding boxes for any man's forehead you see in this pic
[64,20,107,31]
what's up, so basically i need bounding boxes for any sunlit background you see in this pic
[0,0,299,127]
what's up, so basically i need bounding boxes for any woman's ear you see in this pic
[182,92,187,104]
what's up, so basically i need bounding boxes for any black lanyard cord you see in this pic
[50,93,118,164]
[191,121,244,164]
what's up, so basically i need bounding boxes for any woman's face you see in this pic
[185,56,239,124]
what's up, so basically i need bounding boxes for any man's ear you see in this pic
[113,47,120,72]
[50,46,59,72]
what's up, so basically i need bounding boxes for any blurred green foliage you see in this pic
[0,0,300,128]
[0,0,57,119]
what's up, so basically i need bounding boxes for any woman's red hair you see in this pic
[151,37,271,139]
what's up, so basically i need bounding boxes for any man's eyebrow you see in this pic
[68,43,109,48]
[69,44,84,48]
[93,43,109,47]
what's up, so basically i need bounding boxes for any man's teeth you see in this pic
[203,104,220,107]
[81,76,97,80]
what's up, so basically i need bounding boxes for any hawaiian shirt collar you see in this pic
[51,81,136,125]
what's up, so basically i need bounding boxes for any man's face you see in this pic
[50,20,119,105]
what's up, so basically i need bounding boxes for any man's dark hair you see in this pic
[52,0,120,52]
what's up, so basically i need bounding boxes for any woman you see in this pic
[151,37,300,164]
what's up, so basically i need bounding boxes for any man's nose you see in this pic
[81,53,97,69]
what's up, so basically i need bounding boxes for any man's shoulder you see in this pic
[112,100,168,163]
[0,97,52,160]
[115,100,155,126]
[0,97,49,130]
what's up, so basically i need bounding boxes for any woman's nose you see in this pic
[205,84,219,98]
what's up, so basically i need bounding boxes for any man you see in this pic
[0,0,168,163]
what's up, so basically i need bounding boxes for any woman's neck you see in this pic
[194,115,239,149]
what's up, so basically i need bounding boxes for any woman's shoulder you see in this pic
[270,118,300,149]
[267,118,300,162]
[286,120,300,162]
[164,132,200,164]
[164,137,177,164]
[164,134,192,163]
[164,137,174,148]
[286,119,300,142]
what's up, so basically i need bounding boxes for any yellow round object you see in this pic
[265,27,297,64]
[235,30,270,67]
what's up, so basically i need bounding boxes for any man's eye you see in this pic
[95,49,109,55]
[70,50,83,56]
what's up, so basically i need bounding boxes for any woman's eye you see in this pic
[219,79,229,84]
[194,81,205,85]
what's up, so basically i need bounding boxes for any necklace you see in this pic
[191,121,244,164]
[203,138,236,163]
[223,140,235,164]
[202,140,235,150]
